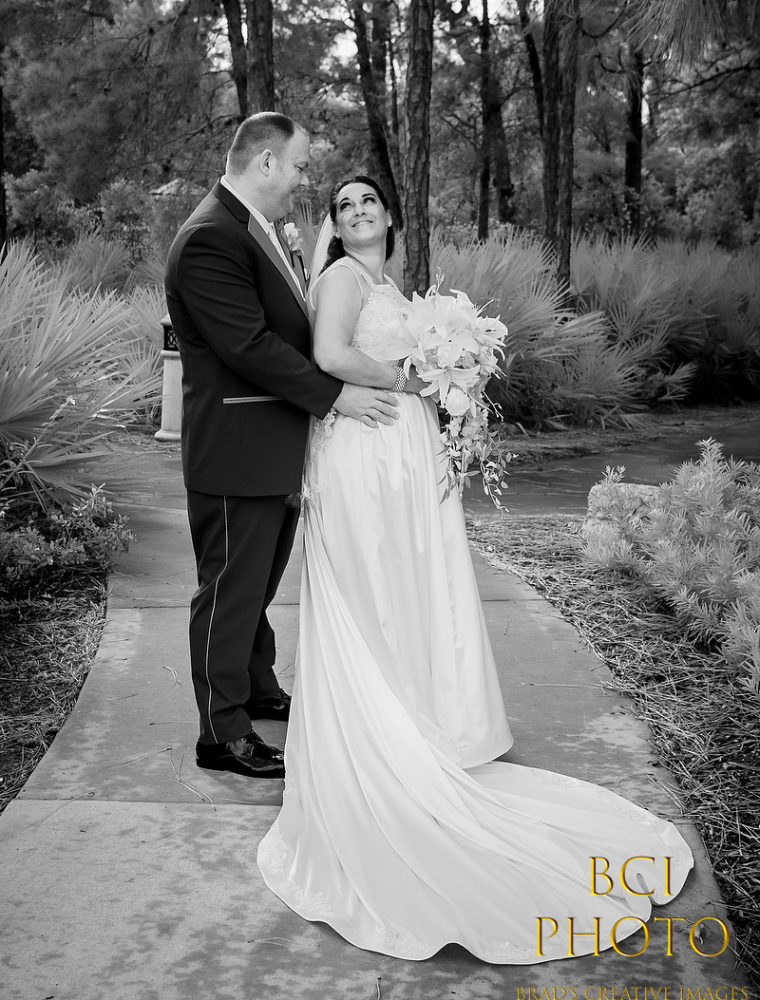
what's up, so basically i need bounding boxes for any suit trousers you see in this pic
[186,490,300,745]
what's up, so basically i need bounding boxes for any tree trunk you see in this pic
[246,0,275,112]
[556,0,579,294]
[350,0,403,228]
[542,0,561,248]
[221,0,248,119]
[403,0,434,296]
[646,57,662,143]
[477,0,492,240]
[0,62,7,251]
[624,47,645,236]
[516,0,544,139]
[490,101,515,225]
[387,29,402,183]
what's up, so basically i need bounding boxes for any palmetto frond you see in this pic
[0,241,163,509]
[628,0,760,62]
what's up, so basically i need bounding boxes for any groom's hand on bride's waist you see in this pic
[333,384,399,427]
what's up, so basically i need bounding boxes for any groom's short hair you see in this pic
[227,112,307,175]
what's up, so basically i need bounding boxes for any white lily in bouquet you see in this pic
[378,276,512,507]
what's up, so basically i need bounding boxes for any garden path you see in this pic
[471,415,760,516]
[0,439,745,999]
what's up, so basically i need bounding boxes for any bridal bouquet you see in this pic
[380,277,512,507]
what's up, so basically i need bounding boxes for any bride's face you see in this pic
[334,183,389,252]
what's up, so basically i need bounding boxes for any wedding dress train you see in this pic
[257,258,693,964]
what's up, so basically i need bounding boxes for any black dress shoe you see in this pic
[247,687,291,722]
[196,730,285,778]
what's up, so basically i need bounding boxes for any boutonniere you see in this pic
[282,222,304,256]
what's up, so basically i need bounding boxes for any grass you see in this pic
[466,512,760,990]
[0,582,106,814]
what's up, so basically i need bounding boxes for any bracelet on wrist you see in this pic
[393,365,408,392]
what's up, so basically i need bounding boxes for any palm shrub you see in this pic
[55,231,135,294]
[0,241,162,511]
[54,230,166,298]
[571,235,697,406]
[116,284,166,425]
[582,440,760,695]
[653,241,760,402]
[572,235,760,404]
[430,229,672,427]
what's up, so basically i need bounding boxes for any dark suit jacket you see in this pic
[164,181,342,496]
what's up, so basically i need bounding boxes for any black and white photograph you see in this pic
[1,1,758,997]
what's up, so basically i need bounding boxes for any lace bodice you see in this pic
[351,280,409,361]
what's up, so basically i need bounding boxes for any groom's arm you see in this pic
[172,223,342,418]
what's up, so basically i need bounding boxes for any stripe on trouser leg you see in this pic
[203,495,230,744]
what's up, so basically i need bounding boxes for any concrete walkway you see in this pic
[0,439,747,999]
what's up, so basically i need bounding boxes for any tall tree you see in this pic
[220,0,275,117]
[0,50,6,249]
[556,0,579,290]
[542,0,561,248]
[623,45,645,235]
[247,0,275,111]
[516,0,544,139]
[350,0,403,228]
[482,12,515,229]
[541,0,580,290]
[403,0,434,295]
[439,0,515,239]
[477,0,493,239]
[3,0,217,203]
[221,0,249,119]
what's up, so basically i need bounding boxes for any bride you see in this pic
[257,175,693,964]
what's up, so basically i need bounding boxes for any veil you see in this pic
[307,214,334,310]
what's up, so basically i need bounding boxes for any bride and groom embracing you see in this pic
[165,112,693,964]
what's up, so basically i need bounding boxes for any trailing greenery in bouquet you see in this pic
[379,276,512,506]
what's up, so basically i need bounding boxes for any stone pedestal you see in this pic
[154,313,182,443]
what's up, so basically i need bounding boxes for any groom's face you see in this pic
[268,130,311,219]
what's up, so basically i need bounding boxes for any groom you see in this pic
[165,112,398,778]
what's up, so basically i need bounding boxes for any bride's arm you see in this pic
[312,268,398,389]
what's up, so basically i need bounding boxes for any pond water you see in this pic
[463,417,760,517]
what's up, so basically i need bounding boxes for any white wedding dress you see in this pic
[257,258,693,964]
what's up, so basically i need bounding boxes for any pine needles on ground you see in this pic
[582,440,760,694]
[466,513,759,988]
[0,585,105,815]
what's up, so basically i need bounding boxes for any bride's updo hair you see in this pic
[321,174,395,274]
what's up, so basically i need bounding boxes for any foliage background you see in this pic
[2,0,759,251]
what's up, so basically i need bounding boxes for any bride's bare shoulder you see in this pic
[309,258,368,310]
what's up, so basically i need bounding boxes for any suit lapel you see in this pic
[246,214,309,320]
[212,181,308,320]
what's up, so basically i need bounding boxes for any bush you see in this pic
[582,440,760,694]
[149,178,206,261]
[684,180,749,250]
[0,240,162,511]
[5,170,94,246]
[0,487,132,599]
[98,178,154,265]
[572,236,760,404]
[430,228,688,428]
